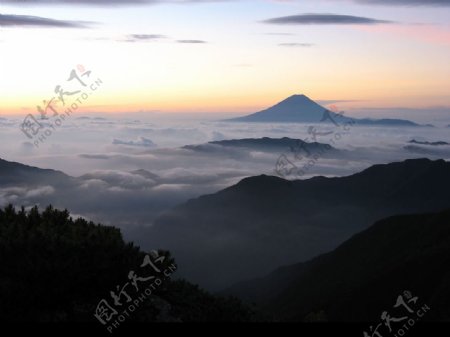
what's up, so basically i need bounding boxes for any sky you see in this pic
[1,0,450,116]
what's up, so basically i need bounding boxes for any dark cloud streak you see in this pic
[263,13,394,25]
[129,34,167,40]
[0,13,92,28]
[121,34,168,42]
[177,39,207,44]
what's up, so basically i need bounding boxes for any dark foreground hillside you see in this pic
[225,209,450,322]
[0,205,261,322]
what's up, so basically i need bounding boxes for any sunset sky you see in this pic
[1,0,449,116]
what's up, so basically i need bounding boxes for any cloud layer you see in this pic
[0,14,91,28]
[350,0,450,6]
[278,43,315,47]
[4,0,449,5]
[263,14,393,25]
[2,0,230,5]
[177,39,208,44]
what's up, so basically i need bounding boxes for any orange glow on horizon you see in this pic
[2,90,449,117]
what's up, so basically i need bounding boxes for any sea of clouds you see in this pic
[1,112,450,242]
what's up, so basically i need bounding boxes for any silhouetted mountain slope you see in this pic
[357,118,422,127]
[0,158,182,229]
[0,158,74,187]
[226,94,423,126]
[404,146,450,157]
[0,205,261,322]
[143,159,450,290]
[227,95,327,123]
[225,209,450,322]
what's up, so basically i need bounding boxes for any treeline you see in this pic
[0,205,263,322]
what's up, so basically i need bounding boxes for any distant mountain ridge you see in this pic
[226,94,426,126]
[141,158,450,290]
[0,157,73,187]
[183,137,339,154]
[409,139,449,146]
